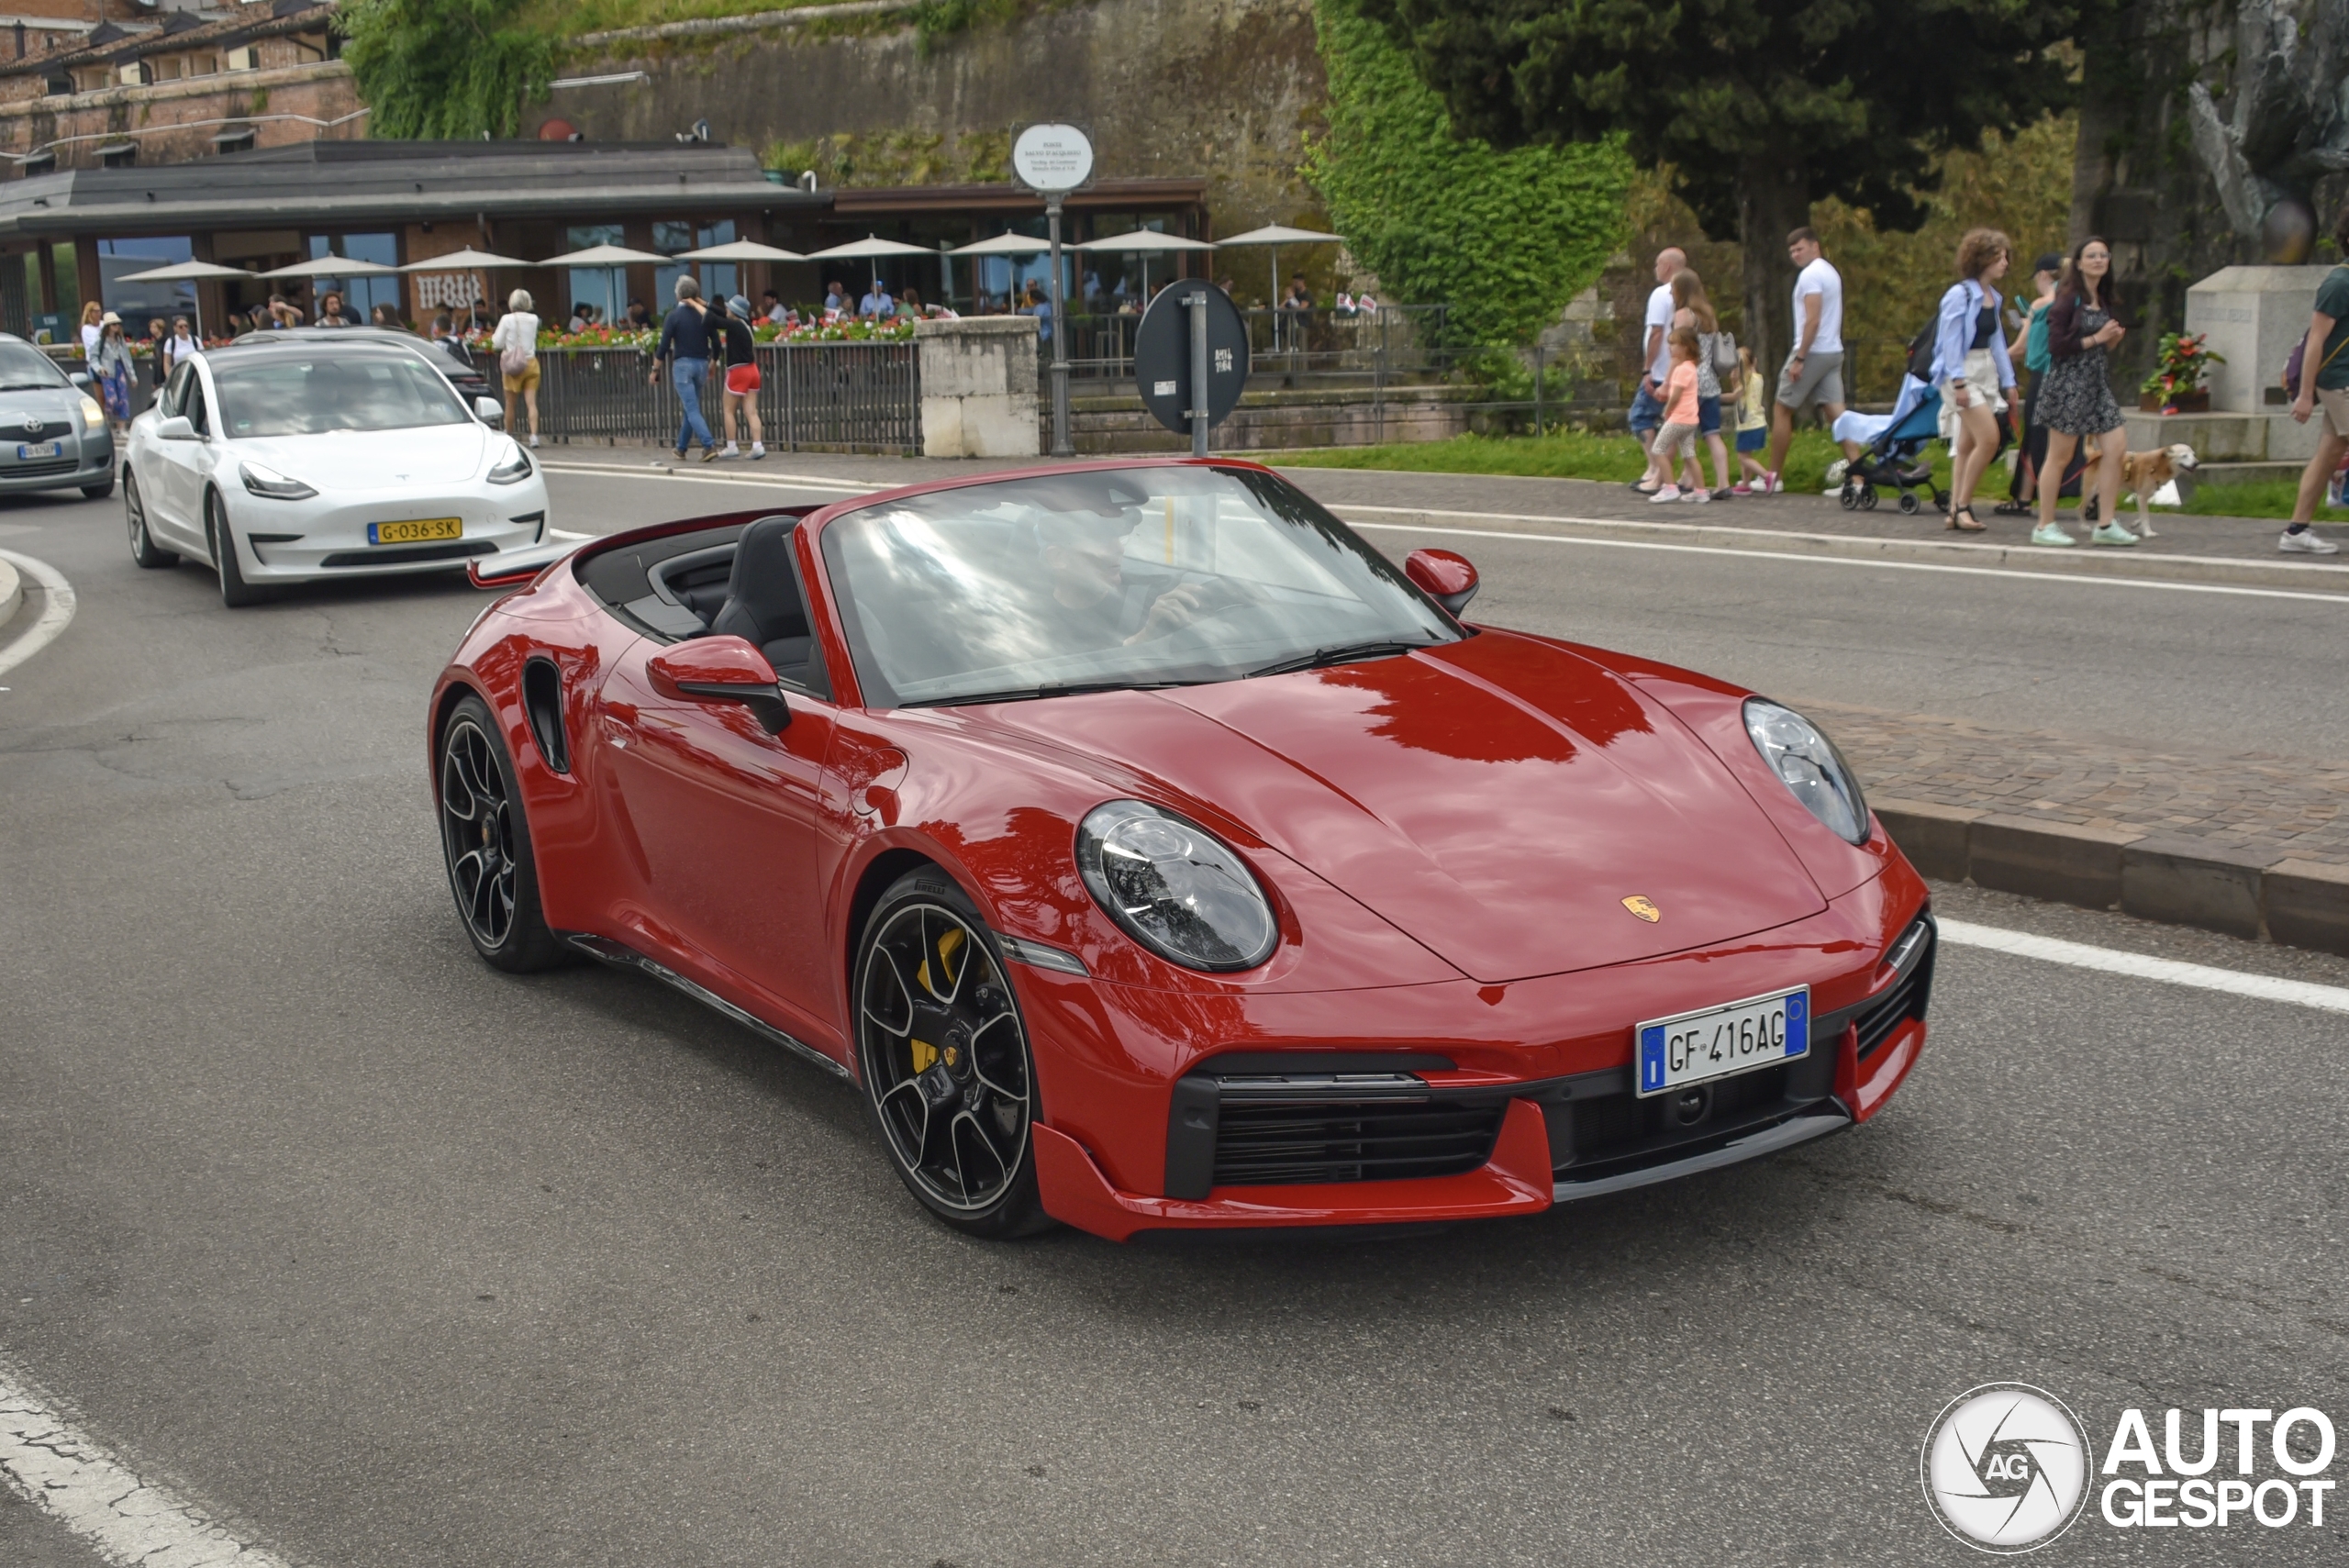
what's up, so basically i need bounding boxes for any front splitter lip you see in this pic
[1550,1106,1851,1203]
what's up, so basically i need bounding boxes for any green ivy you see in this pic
[1302,0,1631,348]
[339,0,557,140]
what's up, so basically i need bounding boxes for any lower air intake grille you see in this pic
[1211,1097,1504,1187]
[3,457,80,478]
[1854,919,1935,1060]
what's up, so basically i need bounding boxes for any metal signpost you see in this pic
[1010,123,1095,458]
[1131,280,1250,456]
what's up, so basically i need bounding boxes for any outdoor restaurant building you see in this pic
[0,137,1211,339]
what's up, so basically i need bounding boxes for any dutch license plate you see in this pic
[17,441,60,460]
[1635,986,1809,1097]
[369,517,462,546]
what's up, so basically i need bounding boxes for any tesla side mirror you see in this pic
[473,395,504,425]
[68,371,90,388]
[155,415,197,441]
[647,637,791,733]
[1405,548,1478,617]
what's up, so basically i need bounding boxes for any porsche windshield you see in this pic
[821,466,1460,706]
[210,354,469,438]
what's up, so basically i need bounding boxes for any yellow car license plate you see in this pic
[369,517,462,546]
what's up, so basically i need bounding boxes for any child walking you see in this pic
[1650,328,1709,503]
[1733,346,1769,493]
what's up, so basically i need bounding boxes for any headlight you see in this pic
[486,443,532,485]
[238,461,317,500]
[1075,800,1278,972]
[79,397,104,429]
[1743,698,1869,845]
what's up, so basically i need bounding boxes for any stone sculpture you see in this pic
[2187,0,2349,261]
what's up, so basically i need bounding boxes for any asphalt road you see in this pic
[3,469,2344,1567]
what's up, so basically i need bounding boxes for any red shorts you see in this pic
[725,363,761,395]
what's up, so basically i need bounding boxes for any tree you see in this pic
[339,0,556,141]
[1304,0,1633,350]
[1358,0,2089,370]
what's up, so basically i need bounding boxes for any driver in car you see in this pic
[1037,512,1254,648]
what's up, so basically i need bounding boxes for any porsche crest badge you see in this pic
[1620,895,1661,923]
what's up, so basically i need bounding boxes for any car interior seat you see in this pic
[709,515,826,695]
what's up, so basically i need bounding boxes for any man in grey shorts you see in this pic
[1757,227,1846,494]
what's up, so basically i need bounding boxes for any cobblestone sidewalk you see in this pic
[1810,700,2349,870]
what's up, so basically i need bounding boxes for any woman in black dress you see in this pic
[2034,237,2132,547]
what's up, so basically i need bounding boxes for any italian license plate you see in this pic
[369,517,462,546]
[1635,986,1809,1096]
[17,441,60,460]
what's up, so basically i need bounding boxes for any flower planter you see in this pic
[2141,389,2209,414]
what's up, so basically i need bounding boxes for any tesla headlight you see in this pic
[486,442,532,485]
[239,461,317,500]
[1075,800,1278,972]
[1743,698,1869,845]
[79,396,105,429]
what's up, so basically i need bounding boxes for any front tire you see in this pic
[436,694,568,973]
[83,475,115,501]
[125,471,176,568]
[206,491,263,607]
[854,869,1048,1238]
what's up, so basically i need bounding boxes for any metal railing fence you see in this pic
[512,341,920,453]
[1048,305,1457,386]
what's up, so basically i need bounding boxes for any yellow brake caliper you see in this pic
[909,927,969,1074]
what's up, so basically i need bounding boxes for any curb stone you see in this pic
[1875,799,2349,958]
[0,555,19,639]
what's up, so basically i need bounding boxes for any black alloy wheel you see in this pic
[206,491,262,608]
[436,695,566,973]
[854,869,1047,1238]
[125,471,176,568]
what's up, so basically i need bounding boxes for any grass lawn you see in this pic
[2170,478,2349,522]
[1276,428,1941,499]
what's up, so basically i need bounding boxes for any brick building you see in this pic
[0,0,352,178]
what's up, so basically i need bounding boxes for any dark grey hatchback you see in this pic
[0,335,115,499]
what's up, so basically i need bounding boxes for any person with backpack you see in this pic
[1996,254,2064,514]
[2281,204,2349,554]
[492,289,542,449]
[1670,268,1739,499]
[1929,229,2018,534]
[2034,237,2132,548]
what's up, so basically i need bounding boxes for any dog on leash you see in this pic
[2081,440,2199,539]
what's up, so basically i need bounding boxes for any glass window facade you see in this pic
[305,232,401,320]
[98,236,195,322]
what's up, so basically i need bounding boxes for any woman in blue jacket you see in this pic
[1934,228,2016,533]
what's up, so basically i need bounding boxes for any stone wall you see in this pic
[529,0,1330,239]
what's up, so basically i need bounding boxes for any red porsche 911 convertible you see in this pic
[430,459,1932,1240]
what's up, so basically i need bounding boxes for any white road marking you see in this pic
[0,549,76,678]
[1347,518,2349,604]
[0,1354,295,1567]
[540,460,874,493]
[549,528,593,540]
[1939,918,2349,1014]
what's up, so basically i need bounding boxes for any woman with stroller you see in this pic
[1931,229,2017,532]
[1670,269,1737,499]
[2034,238,2132,548]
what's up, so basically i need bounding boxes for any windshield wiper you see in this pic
[0,383,60,392]
[1244,639,1433,679]
[906,678,1201,709]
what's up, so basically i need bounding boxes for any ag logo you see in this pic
[1921,1383,2089,1553]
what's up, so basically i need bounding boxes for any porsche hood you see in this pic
[985,634,1830,984]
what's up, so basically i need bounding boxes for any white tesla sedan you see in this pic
[121,339,551,606]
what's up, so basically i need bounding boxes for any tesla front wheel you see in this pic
[125,471,176,568]
[206,491,262,607]
[854,869,1049,1239]
[437,694,567,973]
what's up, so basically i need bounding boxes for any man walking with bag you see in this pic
[2282,204,2349,554]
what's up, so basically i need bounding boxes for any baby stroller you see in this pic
[1838,379,1950,516]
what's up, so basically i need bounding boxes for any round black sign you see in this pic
[1133,281,1251,437]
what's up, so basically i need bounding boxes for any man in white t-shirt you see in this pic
[1758,227,1847,494]
[1630,246,1685,490]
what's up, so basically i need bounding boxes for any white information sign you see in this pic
[1012,123,1095,193]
